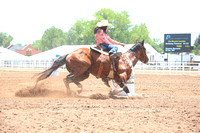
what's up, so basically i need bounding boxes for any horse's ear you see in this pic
[141,40,144,46]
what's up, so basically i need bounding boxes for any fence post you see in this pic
[11,60,13,70]
[198,63,200,76]
[182,62,184,75]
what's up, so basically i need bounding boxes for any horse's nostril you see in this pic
[146,58,149,63]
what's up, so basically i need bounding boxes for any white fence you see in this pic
[135,61,200,76]
[0,60,200,76]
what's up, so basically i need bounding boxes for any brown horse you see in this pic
[36,40,148,96]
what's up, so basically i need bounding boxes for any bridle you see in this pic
[138,46,147,64]
[128,43,147,63]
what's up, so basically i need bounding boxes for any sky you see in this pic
[0,0,199,45]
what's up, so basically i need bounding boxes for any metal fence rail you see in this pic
[0,60,200,76]
[135,61,200,76]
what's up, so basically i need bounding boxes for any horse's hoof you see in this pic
[104,82,110,87]
[102,78,110,87]
[77,90,82,94]
[77,88,82,94]
[127,93,132,97]
[108,91,114,97]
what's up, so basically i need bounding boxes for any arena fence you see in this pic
[135,61,200,76]
[0,60,200,76]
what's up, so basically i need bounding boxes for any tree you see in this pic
[94,9,133,44]
[16,43,22,46]
[66,19,95,45]
[32,40,42,51]
[40,26,67,51]
[158,42,164,53]
[0,32,13,48]
[66,8,162,53]
[36,8,163,52]
[192,34,200,55]
[130,24,151,43]
[67,9,134,45]
[66,19,97,45]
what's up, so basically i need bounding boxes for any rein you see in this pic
[120,44,141,67]
[127,43,146,64]
[120,42,148,68]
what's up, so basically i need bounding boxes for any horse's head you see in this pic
[129,40,149,64]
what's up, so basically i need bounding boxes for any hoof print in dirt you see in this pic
[89,93,109,100]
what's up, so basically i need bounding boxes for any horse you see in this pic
[36,40,148,97]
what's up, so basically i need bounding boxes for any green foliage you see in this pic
[192,34,200,54]
[15,43,22,46]
[66,19,95,45]
[150,38,164,53]
[66,8,162,53]
[0,32,13,48]
[40,26,67,51]
[94,9,115,23]
[158,42,164,53]
[149,40,163,53]
[130,24,151,43]
[32,40,42,51]
[33,8,163,52]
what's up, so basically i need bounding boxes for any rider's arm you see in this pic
[106,35,125,46]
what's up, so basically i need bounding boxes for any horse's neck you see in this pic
[125,52,138,67]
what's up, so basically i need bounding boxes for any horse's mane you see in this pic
[128,43,142,53]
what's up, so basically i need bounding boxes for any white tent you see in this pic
[29,45,91,61]
[0,47,29,61]
[29,44,157,61]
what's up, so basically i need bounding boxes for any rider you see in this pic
[94,20,126,58]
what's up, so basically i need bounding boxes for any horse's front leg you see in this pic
[111,72,133,97]
[110,82,131,96]
[121,83,132,97]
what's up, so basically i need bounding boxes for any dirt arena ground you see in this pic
[0,71,200,133]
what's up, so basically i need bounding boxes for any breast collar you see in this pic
[121,54,137,68]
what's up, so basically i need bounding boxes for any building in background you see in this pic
[7,44,42,56]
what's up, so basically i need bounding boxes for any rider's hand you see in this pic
[121,43,126,47]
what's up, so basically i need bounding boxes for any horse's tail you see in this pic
[36,54,68,83]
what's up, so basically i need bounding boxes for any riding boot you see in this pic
[109,52,122,59]
[109,52,117,72]
[111,59,116,71]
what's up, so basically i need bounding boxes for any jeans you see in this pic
[99,43,118,54]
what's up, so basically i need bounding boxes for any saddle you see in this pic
[90,46,122,58]
[90,46,109,55]
[90,46,121,78]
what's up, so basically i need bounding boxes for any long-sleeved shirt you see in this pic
[95,29,122,46]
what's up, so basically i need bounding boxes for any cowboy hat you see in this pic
[97,20,112,27]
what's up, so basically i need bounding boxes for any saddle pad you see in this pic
[90,46,109,56]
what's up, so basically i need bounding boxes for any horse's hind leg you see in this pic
[63,70,89,95]
[63,73,73,96]
[102,78,110,87]
[74,70,90,93]
[69,75,83,94]
[63,72,80,95]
